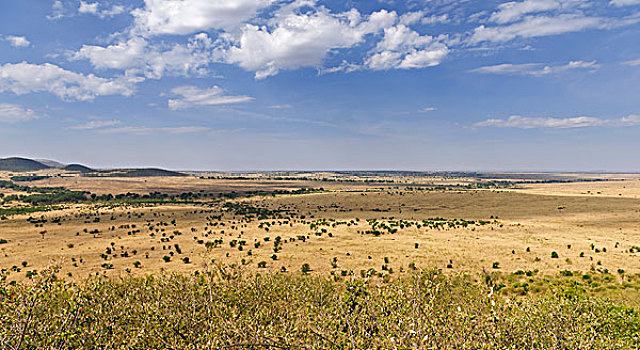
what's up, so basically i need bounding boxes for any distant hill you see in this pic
[87,168,187,177]
[0,157,50,172]
[1,157,186,177]
[63,164,94,173]
[36,159,66,168]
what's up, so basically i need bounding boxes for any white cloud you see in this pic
[396,10,449,26]
[72,34,213,79]
[103,5,125,17]
[47,0,65,20]
[70,120,122,129]
[69,119,210,134]
[267,104,293,109]
[74,37,147,70]
[221,5,397,79]
[0,104,40,123]
[471,60,599,76]
[610,0,640,6]
[476,114,640,128]
[399,11,425,25]
[621,114,640,124]
[422,14,450,25]
[469,14,604,44]
[317,60,362,74]
[78,1,99,15]
[78,1,124,18]
[419,107,437,113]
[168,85,254,110]
[623,58,640,66]
[5,35,30,47]
[97,126,211,134]
[0,62,135,101]
[365,24,448,70]
[489,0,562,24]
[132,0,273,35]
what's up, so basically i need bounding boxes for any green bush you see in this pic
[301,263,311,274]
[0,267,639,349]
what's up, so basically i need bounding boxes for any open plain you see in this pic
[2,171,640,285]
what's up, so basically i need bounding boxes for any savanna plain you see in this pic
[2,167,640,348]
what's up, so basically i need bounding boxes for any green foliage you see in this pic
[301,263,311,274]
[10,175,51,182]
[3,190,88,205]
[0,267,639,349]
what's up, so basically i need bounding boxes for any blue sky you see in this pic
[0,0,639,171]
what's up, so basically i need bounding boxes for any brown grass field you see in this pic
[2,171,640,283]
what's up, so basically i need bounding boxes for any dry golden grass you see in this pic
[515,178,640,198]
[2,174,640,282]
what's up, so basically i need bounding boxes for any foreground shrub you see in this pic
[0,267,639,349]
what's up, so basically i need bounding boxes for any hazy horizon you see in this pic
[3,155,640,174]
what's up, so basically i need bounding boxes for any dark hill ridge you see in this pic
[63,164,94,173]
[1,157,185,177]
[86,168,187,177]
[0,157,50,172]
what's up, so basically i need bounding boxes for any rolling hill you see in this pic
[1,157,186,177]
[0,157,50,172]
[63,164,95,173]
[86,168,187,177]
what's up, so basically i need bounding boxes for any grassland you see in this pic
[1,171,640,348]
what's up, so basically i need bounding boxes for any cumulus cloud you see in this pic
[72,34,214,79]
[78,1,98,14]
[74,37,147,70]
[221,4,398,79]
[0,104,41,123]
[469,14,604,43]
[0,62,135,101]
[78,1,125,18]
[471,60,599,76]
[132,0,274,35]
[68,0,635,83]
[4,35,30,47]
[476,114,640,128]
[365,24,448,70]
[168,85,254,110]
